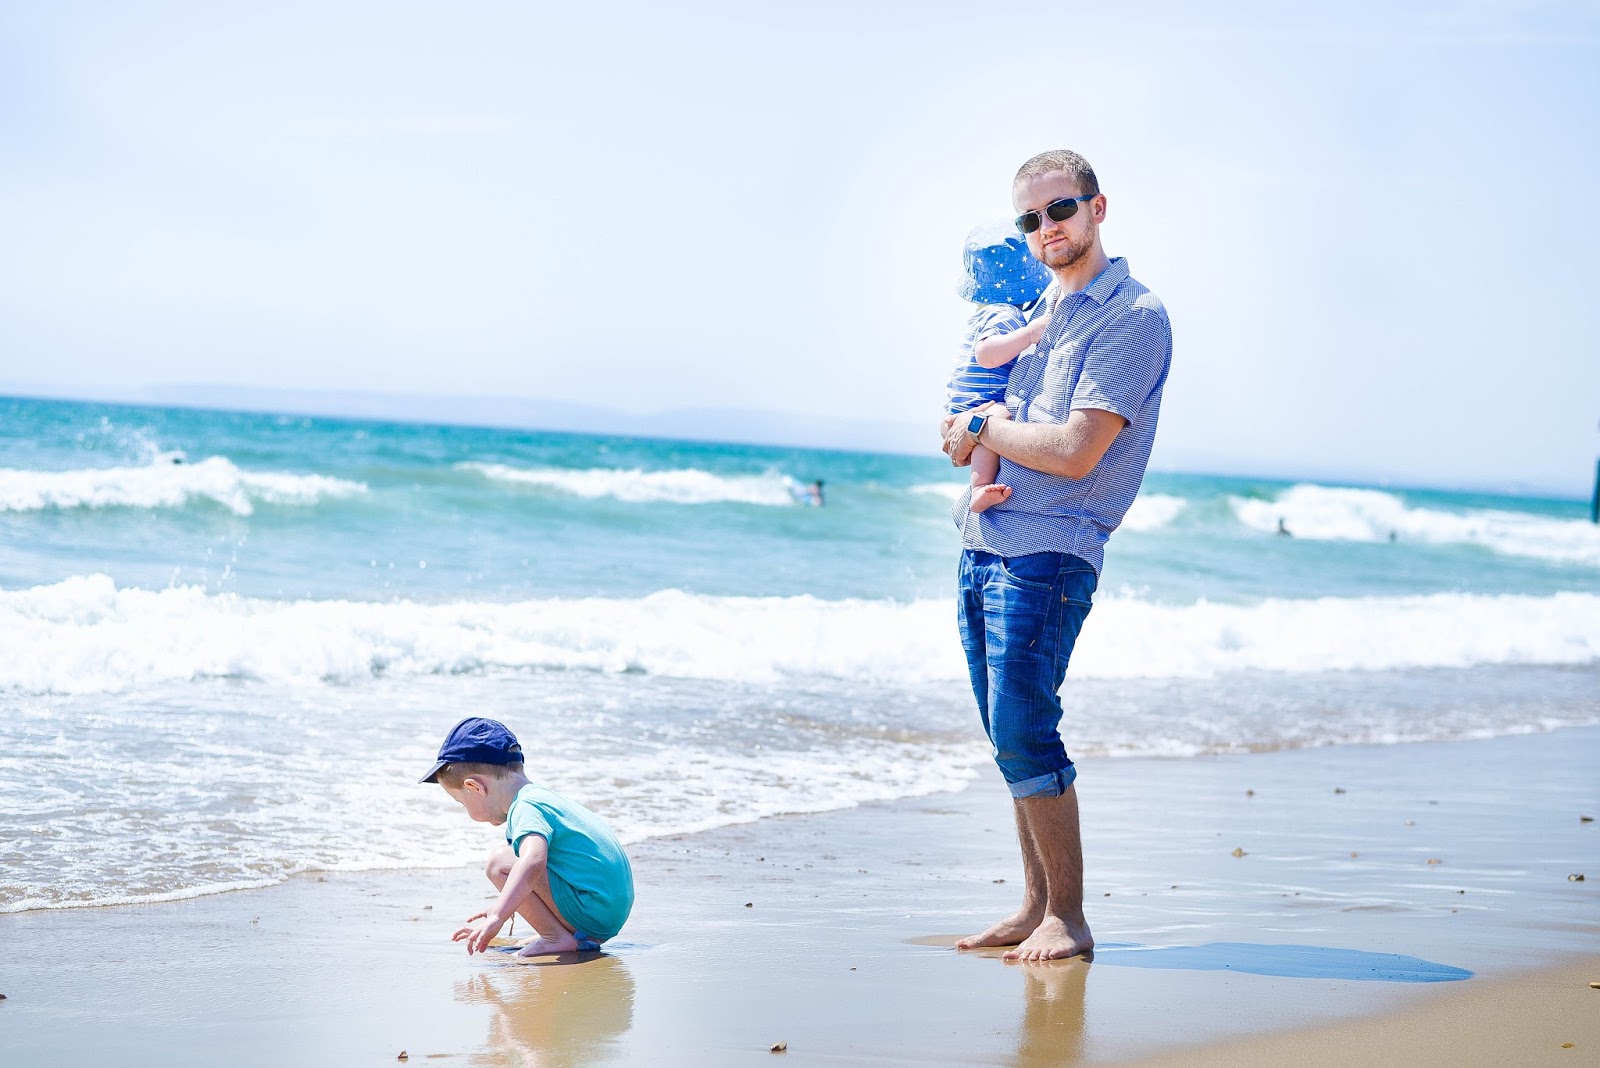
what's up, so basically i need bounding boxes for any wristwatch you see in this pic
[965,411,989,443]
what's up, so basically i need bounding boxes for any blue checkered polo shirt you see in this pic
[955,257,1171,573]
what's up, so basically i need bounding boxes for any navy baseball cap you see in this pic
[419,717,524,783]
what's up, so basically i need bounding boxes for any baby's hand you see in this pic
[452,910,505,955]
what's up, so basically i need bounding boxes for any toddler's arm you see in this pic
[453,836,551,954]
[974,312,1051,369]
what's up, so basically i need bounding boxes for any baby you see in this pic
[947,222,1054,512]
[423,716,635,957]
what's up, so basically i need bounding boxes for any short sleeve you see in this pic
[1068,304,1171,423]
[507,798,554,855]
[972,304,1028,343]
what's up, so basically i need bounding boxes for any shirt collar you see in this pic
[1051,256,1129,310]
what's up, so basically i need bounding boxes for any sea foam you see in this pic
[1231,484,1600,566]
[461,462,798,506]
[0,457,366,516]
[4,575,1597,694]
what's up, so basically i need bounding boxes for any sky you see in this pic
[2,1,1598,494]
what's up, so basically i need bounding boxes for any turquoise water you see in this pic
[2,394,1597,911]
[4,397,1596,606]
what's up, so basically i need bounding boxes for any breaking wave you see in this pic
[0,457,366,516]
[4,574,1596,694]
[460,462,799,506]
[1231,484,1600,566]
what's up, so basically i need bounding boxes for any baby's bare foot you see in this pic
[969,484,1011,514]
[515,932,581,957]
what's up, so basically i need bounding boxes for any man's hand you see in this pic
[452,910,507,955]
[942,403,1010,467]
[939,414,964,466]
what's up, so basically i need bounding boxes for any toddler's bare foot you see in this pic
[1002,915,1093,963]
[969,484,1011,514]
[514,931,581,957]
[956,910,1042,950]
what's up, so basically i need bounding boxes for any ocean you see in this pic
[2,394,1597,913]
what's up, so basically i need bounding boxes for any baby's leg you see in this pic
[484,846,582,956]
[969,443,1010,513]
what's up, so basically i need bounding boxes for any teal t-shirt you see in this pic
[505,783,634,942]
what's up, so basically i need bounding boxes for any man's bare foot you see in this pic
[1002,915,1093,962]
[969,484,1011,514]
[515,931,581,957]
[956,910,1043,950]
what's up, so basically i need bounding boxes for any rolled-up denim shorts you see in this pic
[957,549,1097,798]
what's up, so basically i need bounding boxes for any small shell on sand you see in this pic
[770,1040,788,1052]
[1427,858,1443,865]
[1570,874,1586,882]
[1231,847,1246,858]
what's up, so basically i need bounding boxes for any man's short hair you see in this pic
[1014,150,1100,197]
[436,761,524,789]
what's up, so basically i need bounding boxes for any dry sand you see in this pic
[1,727,1595,1065]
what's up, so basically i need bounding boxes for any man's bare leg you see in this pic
[956,801,1046,949]
[1004,785,1093,962]
[486,847,581,956]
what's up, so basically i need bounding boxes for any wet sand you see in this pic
[2,726,1596,1065]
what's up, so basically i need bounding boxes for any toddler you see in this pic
[948,221,1054,512]
[423,716,635,957]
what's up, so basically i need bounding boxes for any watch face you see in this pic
[966,413,986,435]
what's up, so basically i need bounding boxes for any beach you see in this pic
[2,397,1598,1063]
[4,726,1595,1065]
[5,1,1600,1060]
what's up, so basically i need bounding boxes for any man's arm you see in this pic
[942,406,1126,481]
[946,304,1166,480]
[973,313,1051,369]
[453,835,550,954]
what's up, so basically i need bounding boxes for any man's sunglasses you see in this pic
[1014,194,1096,234]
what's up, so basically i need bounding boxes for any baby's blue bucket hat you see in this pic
[957,220,1052,305]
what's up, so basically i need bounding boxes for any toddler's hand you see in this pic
[452,910,505,955]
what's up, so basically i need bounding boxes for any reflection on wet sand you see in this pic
[1013,960,1089,1067]
[907,937,1091,1066]
[455,951,636,1067]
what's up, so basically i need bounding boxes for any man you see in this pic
[941,149,1171,962]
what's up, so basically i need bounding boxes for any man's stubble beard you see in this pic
[1038,229,1093,271]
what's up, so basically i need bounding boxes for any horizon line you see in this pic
[2,385,1590,502]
